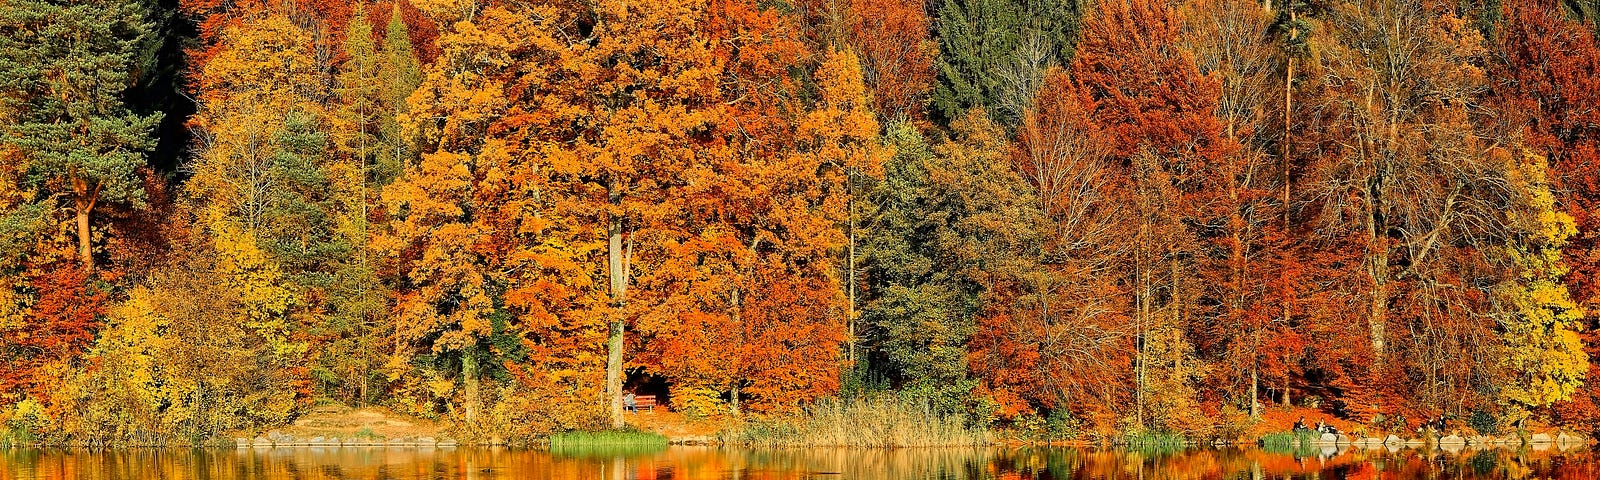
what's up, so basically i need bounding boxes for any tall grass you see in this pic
[548,429,669,448]
[721,396,990,447]
[1259,431,1320,454]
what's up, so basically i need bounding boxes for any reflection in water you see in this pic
[0,444,1597,479]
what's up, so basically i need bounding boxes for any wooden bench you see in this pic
[632,395,657,413]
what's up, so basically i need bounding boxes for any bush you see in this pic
[1468,410,1499,436]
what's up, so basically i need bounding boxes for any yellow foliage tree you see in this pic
[1498,150,1590,411]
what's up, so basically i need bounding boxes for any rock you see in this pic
[326,437,343,446]
[438,438,459,446]
[233,438,251,447]
[1502,435,1524,446]
[1557,432,1583,444]
[1358,437,1385,448]
[1336,434,1353,445]
[252,436,272,447]
[1530,433,1554,444]
[309,436,327,444]
[416,437,437,445]
[1467,435,1491,445]
[1439,435,1466,446]
[1384,435,1403,445]
[389,438,410,446]
[1319,433,1338,444]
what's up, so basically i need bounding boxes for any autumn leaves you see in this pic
[4,0,1600,446]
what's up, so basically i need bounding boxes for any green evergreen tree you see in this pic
[376,4,422,184]
[0,0,162,269]
[859,115,1045,415]
[932,0,1083,127]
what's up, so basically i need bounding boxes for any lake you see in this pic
[1,444,1596,479]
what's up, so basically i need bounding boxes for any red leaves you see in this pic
[0,264,107,401]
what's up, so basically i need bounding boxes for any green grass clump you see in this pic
[1120,431,1187,447]
[548,429,669,448]
[1259,431,1321,454]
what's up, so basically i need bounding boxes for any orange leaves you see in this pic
[1073,0,1228,161]
[846,0,936,122]
[0,264,107,402]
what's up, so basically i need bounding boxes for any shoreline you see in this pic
[2,433,1591,450]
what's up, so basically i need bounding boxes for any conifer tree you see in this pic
[931,0,1083,126]
[0,0,163,269]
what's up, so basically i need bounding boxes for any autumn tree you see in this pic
[1493,0,1600,430]
[1496,151,1589,417]
[846,0,937,121]
[1303,0,1514,417]
[0,0,163,269]
[1177,0,1283,416]
[379,1,522,425]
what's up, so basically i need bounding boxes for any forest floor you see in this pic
[1249,404,1365,438]
[273,403,446,441]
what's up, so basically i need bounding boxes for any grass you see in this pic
[720,395,990,448]
[1119,431,1188,449]
[1259,431,1321,455]
[548,429,669,448]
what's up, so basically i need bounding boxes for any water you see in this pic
[1,444,1596,479]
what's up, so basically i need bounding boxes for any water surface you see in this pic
[2,443,1596,479]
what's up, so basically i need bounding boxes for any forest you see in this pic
[3,0,1600,445]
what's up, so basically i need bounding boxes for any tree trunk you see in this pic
[463,345,480,424]
[607,318,624,428]
[73,179,96,270]
[606,207,629,428]
[847,171,858,368]
[1250,365,1260,417]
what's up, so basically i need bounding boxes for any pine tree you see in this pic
[0,0,163,269]
[931,0,1084,126]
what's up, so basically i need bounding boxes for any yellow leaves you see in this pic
[413,0,478,25]
[195,14,322,124]
[211,220,302,357]
[1497,149,1590,409]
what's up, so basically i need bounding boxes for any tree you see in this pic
[1493,0,1600,430]
[1496,151,1588,414]
[1176,0,1282,416]
[1305,0,1511,417]
[376,1,423,183]
[0,0,163,269]
[932,0,1085,126]
[862,115,1043,415]
[379,2,519,424]
[846,0,938,121]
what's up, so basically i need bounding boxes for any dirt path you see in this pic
[272,404,445,441]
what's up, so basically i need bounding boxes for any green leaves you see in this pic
[0,0,160,205]
[932,0,1083,126]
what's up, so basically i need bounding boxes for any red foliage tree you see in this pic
[846,0,937,121]
[0,265,108,401]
